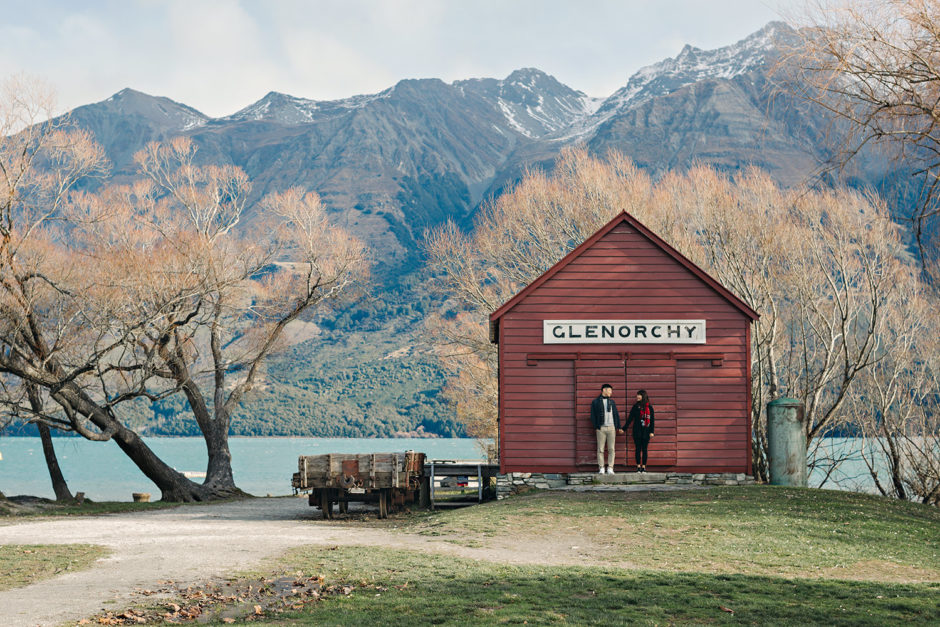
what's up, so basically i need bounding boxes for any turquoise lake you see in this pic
[1,436,882,501]
[0,437,487,501]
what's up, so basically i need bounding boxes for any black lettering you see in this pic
[635,325,647,338]
[569,325,582,338]
[667,325,681,338]
[685,325,697,339]
[585,325,597,338]
[601,325,615,338]
[651,325,662,338]
[618,325,631,338]
[552,325,564,338]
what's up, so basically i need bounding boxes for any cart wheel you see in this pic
[339,499,348,514]
[378,489,388,519]
[320,489,333,520]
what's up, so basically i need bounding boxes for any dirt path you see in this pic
[0,496,602,626]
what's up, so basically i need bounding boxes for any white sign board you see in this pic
[543,320,706,344]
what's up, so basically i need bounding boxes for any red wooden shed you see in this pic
[490,211,759,475]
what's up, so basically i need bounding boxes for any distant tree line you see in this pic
[428,147,940,505]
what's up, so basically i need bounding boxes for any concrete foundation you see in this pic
[495,471,757,499]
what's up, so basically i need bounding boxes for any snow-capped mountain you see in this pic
[66,88,209,171]
[547,21,799,143]
[101,87,209,131]
[600,21,796,117]
[221,68,596,141]
[222,90,391,124]
[61,21,845,276]
[457,68,602,139]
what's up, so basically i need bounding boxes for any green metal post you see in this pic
[767,397,807,487]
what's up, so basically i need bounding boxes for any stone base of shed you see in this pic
[496,471,757,499]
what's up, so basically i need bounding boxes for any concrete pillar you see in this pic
[767,397,807,487]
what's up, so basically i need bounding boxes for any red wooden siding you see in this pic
[574,360,627,467]
[500,360,575,466]
[495,217,754,474]
[676,359,748,469]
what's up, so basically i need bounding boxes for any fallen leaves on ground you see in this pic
[80,573,337,624]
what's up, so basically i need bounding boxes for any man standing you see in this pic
[590,384,623,474]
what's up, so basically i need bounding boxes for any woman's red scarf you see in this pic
[640,403,650,428]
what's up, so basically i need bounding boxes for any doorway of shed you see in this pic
[625,357,678,469]
[575,358,677,470]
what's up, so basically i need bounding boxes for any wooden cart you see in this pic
[291,451,426,519]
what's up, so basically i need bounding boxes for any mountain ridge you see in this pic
[16,21,900,437]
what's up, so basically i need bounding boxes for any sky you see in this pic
[2,0,795,118]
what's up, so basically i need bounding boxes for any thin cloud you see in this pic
[0,0,788,117]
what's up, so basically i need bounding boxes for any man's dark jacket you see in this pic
[590,396,621,429]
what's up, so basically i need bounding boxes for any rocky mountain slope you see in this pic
[63,22,845,280]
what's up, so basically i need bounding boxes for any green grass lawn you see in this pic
[388,486,940,581]
[62,486,940,625]
[266,546,939,626]
[0,544,109,591]
[260,486,940,625]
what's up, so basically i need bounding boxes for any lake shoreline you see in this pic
[0,437,488,502]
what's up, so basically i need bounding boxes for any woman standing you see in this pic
[629,389,655,472]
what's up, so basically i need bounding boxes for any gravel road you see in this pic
[0,496,372,626]
[1,486,698,626]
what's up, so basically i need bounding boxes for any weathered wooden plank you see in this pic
[514,295,745,306]
[505,304,739,317]
[676,403,749,413]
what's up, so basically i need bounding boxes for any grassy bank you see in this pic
[0,497,181,519]
[391,486,940,581]
[269,545,938,626]
[0,544,108,591]
[259,487,939,624]
[69,486,940,625]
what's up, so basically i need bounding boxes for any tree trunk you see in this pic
[107,428,214,502]
[201,408,246,499]
[882,423,907,501]
[37,422,73,501]
[751,425,770,483]
[56,385,231,502]
[164,345,244,499]
[27,384,73,501]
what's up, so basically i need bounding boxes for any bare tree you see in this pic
[428,147,924,486]
[72,139,370,498]
[647,167,913,480]
[0,76,105,499]
[0,80,369,501]
[898,380,940,505]
[847,290,940,504]
[783,0,940,271]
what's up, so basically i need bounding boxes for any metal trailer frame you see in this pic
[292,451,426,519]
[427,460,499,510]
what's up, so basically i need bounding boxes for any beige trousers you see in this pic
[596,425,616,468]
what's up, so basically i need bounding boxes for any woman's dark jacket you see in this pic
[629,403,655,440]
